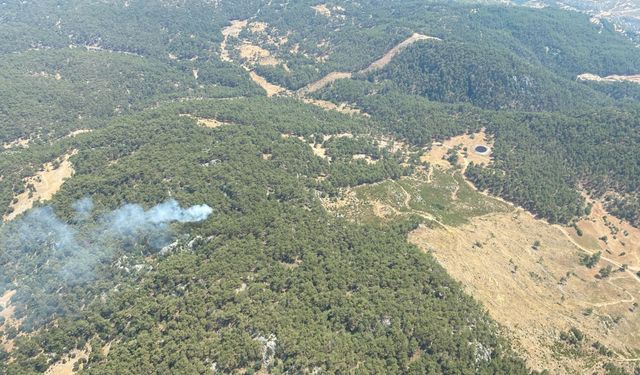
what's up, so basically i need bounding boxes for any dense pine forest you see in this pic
[1,0,639,374]
[0,99,530,374]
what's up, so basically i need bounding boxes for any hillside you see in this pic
[526,0,640,34]
[369,40,608,111]
[0,1,639,374]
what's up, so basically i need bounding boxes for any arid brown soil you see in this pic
[2,138,30,150]
[311,4,332,17]
[566,196,640,279]
[409,209,640,374]
[297,72,352,95]
[238,43,282,66]
[249,71,287,96]
[420,129,493,170]
[220,20,248,62]
[65,129,93,138]
[4,150,77,222]
[44,344,91,375]
[179,114,233,128]
[0,290,19,352]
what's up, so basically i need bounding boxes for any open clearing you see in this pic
[311,4,332,17]
[220,20,247,62]
[249,71,287,96]
[321,131,640,373]
[409,207,640,374]
[3,138,30,150]
[219,19,290,95]
[297,72,352,95]
[238,43,282,66]
[301,98,363,115]
[220,23,429,116]
[65,129,93,138]
[566,196,640,275]
[180,114,234,128]
[420,129,493,170]
[3,150,77,222]
[45,344,91,375]
[578,73,640,84]
[311,4,346,19]
[283,132,354,162]
[0,290,20,352]
[323,169,510,226]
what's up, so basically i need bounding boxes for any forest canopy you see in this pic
[1,0,639,373]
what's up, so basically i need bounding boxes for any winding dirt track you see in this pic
[297,33,441,95]
[297,72,352,96]
[558,225,640,282]
[360,33,441,74]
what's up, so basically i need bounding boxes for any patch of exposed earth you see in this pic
[220,20,287,92]
[30,71,62,80]
[44,344,91,375]
[179,114,234,128]
[238,42,283,66]
[297,72,353,96]
[525,0,640,34]
[3,138,30,150]
[0,290,22,352]
[360,33,442,74]
[282,132,355,162]
[3,150,77,222]
[352,154,377,164]
[65,129,93,138]
[320,131,640,373]
[219,22,430,115]
[410,207,640,374]
[420,129,493,171]
[221,19,289,67]
[567,195,640,274]
[311,4,347,20]
[220,20,247,62]
[578,73,640,84]
[249,71,287,96]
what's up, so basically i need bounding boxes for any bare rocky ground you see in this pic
[3,150,77,222]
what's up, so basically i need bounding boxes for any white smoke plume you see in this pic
[0,198,213,329]
[0,198,213,286]
[72,196,94,222]
[108,200,213,235]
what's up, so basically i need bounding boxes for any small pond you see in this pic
[474,145,488,153]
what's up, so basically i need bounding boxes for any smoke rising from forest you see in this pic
[0,198,213,288]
